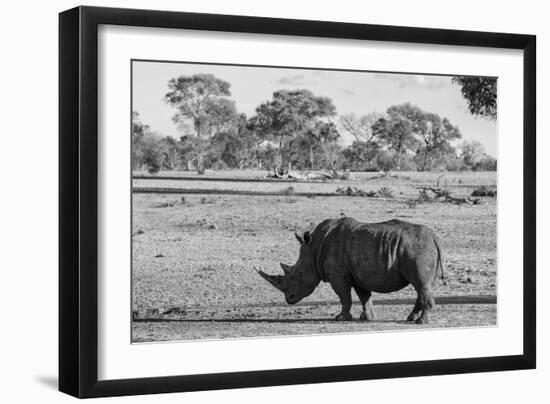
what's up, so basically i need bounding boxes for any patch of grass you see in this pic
[377,187,395,198]
[154,196,188,208]
[404,199,420,209]
[281,186,295,195]
[154,200,179,208]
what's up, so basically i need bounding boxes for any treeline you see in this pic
[132,74,496,174]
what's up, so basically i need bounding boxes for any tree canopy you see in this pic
[417,113,462,171]
[165,74,237,173]
[372,103,424,171]
[339,112,383,145]
[133,73,496,174]
[452,76,497,120]
[248,89,336,166]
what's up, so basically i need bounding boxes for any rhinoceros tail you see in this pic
[434,236,445,284]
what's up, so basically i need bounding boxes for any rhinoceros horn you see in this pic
[280,263,292,275]
[255,267,286,291]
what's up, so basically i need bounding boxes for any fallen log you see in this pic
[417,187,481,205]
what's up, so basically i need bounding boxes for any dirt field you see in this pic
[131,170,497,342]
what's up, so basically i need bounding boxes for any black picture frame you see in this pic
[59,5,536,398]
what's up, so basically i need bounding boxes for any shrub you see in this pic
[473,156,497,171]
[281,186,295,195]
[147,163,160,174]
[405,199,420,208]
[377,187,394,198]
[471,186,497,197]
[445,157,466,172]
[335,186,376,197]
[397,155,418,172]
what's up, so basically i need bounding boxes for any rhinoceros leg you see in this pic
[355,288,376,321]
[402,257,437,324]
[414,288,435,324]
[407,297,422,322]
[330,277,353,321]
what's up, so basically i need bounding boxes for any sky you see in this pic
[132,60,497,158]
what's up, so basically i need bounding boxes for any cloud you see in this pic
[374,73,449,91]
[277,74,316,85]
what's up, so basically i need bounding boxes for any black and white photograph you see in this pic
[131,60,498,342]
[1,0,544,401]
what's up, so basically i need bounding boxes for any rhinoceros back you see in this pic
[314,218,440,293]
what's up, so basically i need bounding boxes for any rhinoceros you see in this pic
[257,217,444,324]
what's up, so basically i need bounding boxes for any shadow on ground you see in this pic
[35,375,58,390]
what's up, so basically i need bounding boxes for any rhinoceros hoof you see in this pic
[415,317,430,324]
[335,312,353,321]
[360,312,375,321]
[407,313,420,322]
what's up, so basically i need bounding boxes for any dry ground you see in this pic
[131,171,497,342]
[133,170,496,198]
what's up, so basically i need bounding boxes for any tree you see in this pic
[473,156,497,171]
[320,141,342,171]
[459,140,486,168]
[176,135,198,171]
[458,140,497,171]
[139,133,170,174]
[256,143,279,170]
[417,113,462,171]
[315,121,341,170]
[372,103,423,171]
[209,114,262,169]
[132,111,150,170]
[452,76,497,120]
[159,136,179,170]
[132,111,170,173]
[376,150,396,172]
[132,111,149,139]
[342,141,380,171]
[339,112,384,170]
[339,112,383,144]
[165,74,238,173]
[248,89,336,167]
[301,121,340,169]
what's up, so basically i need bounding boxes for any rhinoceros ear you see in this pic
[303,231,312,245]
[294,232,304,244]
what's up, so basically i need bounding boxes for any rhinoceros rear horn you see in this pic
[255,267,286,291]
[280,263,292,275]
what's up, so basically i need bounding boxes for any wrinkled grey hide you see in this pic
[257,218,444,324]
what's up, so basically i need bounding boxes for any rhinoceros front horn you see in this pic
[255,267,286,291]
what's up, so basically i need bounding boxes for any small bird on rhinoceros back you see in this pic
[256,217,444,324]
